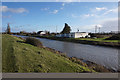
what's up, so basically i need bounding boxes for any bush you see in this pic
[105,34,120,40]
[25,37,43,47]
[18,37,24,40]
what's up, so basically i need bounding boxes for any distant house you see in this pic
[56,32,90,38]
[37,31,46,35]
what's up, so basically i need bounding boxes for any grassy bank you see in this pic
[33,35,120,48]
[2,34,95,73]
[75,37,119,42]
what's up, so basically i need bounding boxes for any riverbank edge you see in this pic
[43,46,117,73]
[16,35,118,72]
[33,35,120,49]
[5,34,94,73]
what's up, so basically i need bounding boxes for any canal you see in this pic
[15,35,119,71]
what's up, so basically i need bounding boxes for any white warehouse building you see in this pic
[56,32,90,38]
[69,32,90,38]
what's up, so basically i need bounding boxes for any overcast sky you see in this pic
[1,2,118,33]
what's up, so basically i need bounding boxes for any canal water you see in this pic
[15,35,119,71]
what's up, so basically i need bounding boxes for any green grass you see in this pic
[34,35,119,43]
[2,34,94,73]
[75,37,119,42]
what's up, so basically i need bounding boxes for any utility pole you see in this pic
[56,26,57,34]
[95,25,97,33]
[99,27,100,33]
[77,28,79,32]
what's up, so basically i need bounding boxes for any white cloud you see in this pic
[99,18,118,32]
[84,14,95,17]
[60,2,74,10]
[84,14,90,17]
[95,7,107,11]
[2,15,12,18]
[103,8,118,15]
[60,3,65,10]
[74,24,97,32]
[83,7,117,18]
[71,14,78,18]
[77,18,118,32]
[82,24,102,30]
[60,7,64,10]
[62,3,65,6]
[64,0,73,2]
[97,24,102,28]
[0,6,28,13]
[51,10,58,14]
[71,13,96,19]
[56,0,81,2]
[84,24,96,29]
[60,2,69,9]
[41,8,49,11]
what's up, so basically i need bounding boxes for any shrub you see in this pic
[105,34,120,40]
[25,37,43,47]
[18,37,24,40]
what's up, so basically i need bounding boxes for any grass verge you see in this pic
[2,34,95,73]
